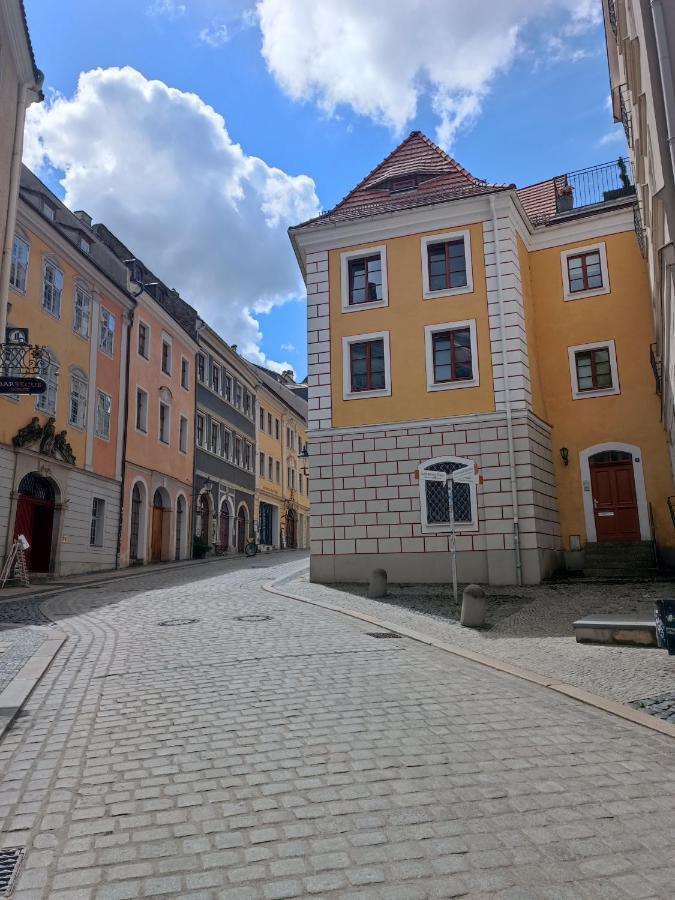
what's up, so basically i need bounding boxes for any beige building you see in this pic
[603,1,675,486]
[0,0,43,338]
[254,366,309,551]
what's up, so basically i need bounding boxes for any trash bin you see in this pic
[654,599,675,655]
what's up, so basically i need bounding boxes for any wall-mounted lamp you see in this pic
[299,445,309,478]
[560,447,569,466]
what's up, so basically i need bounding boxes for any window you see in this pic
[36,352,58,415]
[161,339,172,375]
[69,371,88,429]
[159,402,170,444]
[259,451,265,477]
[268,412,272,434]
[136,388,148,432]
[275,460,280,483]
[561,243,610,300]
[289,467,295,491]
[99,308,115,355]
[268,457,273,481]
[196,413,205,447]
[90,498,105,547]
[234,382,242,408]
[221,428,230,458]
[568,340,620,399]
[340,246,388,311]
[419,457,478,533]
[210,421,219,453]
[244,443,251,470]
[138,322,149,358]
[299,473,304,494]
[211,362,220,393]
[224,374,232,402]
[244,392,251,416]
[95,390,112,439]
[197,353,205,382]
[179,416,188,453]
[42,260,63,317]
[10,236,29,292]
[343,332,391,399]
[424,320,478,391]
[421,230,472,298]
[73,284,91,337]
[275,418,280,440]
[234,437,241,466]
[181,357,189,389]
[42,200,55,221]
[389,175,416,193]
[80,237,90,254]
[259,406,265,430]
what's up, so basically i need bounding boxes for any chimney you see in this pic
[74,210,92,228]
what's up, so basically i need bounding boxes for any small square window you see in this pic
[340,246,388,311]
[421,230,472,298]
[80,237,90,254]
[343,332,391,400]
[424,321,478,391]
[568,340,619,399]
[567,251,603,293]
[42,201,55,221]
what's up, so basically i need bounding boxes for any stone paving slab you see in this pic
[0,553,674,899]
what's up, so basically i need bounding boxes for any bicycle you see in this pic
[244,539,258,557]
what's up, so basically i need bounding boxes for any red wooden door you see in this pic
[151,506,163,561]
[13,497,53,571]
[590,461,641,542]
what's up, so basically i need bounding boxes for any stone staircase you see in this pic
[583,541,659,580]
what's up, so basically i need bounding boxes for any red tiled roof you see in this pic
[516,175,567,222]
[295,131,513,229]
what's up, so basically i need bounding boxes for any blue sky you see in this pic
[24,0,624,379]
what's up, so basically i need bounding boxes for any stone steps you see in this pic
[583,541,658,578]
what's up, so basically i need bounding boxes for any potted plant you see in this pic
[556,183,574,213]
[192,534,210,559]
[603,157,636,201]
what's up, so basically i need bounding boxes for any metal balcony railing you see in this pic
[634,202,647,257]
[529,157,636,226]
[619,84,633,146]
[607,0,618,37]
[650,343,662,396]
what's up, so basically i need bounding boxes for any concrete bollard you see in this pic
[461,583,487,627]
[368,568,388,599]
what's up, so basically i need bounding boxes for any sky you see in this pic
[23,0,625,380]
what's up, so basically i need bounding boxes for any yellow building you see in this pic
[290,131,675,584]
[253,366,309,550]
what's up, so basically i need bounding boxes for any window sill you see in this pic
[73,329,90,342]
[423,284,472,300]
[41,307,61,320]
[343,386,391,401]
[341,299,388,314]
[9,285,27,296]
[95,432,111,442]
[427,377,479,392]
[563,286,610,302]
[421,520,478,534]
[572,386,620,400]
[98,348,114,359]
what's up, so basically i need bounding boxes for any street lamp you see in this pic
[299,445,309,478]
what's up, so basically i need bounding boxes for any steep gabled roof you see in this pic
[294,131,512,229]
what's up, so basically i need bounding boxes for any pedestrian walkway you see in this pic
[0,553,673,899]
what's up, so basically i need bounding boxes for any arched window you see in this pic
[36,349,59,415]
[419,456,478,533]
[69,368,88,429]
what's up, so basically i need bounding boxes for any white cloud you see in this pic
[597,126,626,147]
[147,0,186,18]
[280,343,295,352]
[24,67,320,368]
[256,0,601,147]
[198,23,230,46]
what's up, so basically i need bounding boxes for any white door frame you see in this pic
[579,442,650,542]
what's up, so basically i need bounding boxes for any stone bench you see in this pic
[573,614,657,647]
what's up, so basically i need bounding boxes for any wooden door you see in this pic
[151,505,163,561]
[237,509,246,552]
[590,460,641,542]
[14,497,53,572]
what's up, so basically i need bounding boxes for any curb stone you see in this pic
[0,632,66,740]
[264,566,675,741]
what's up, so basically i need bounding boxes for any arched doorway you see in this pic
[129,482,144,563]
[237,506,247,552]
[286,508,297,549]
[151,489,168,562]
[219,502,230,550]
[14,473,56,572]
[175,495,185,560]
[589,450,640,542]
[198,492,211,544]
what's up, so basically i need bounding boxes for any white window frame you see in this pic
[340,245,389,313]
[161,335,172,376]
[421,229,473,299]
[568,339,620,400]
[73,282,91,338]
[68,369,88,430]
[42,258,63,318]
[211,360,220,394]
[135,387,148,434]
[137,320,150,359]
[80,236,90,254]
[158,401,170,445]
[99,307,115,356]
[424,319,479,392]
[42,200,55,221]
[180,356,189,390]
[560,242,610,301]
[95,390,112,440]
[342,330,391,401]
[210,420,219,454]
[419,456,479,534]
[179,415,188,454]
[10,235,29,293]
[36,352,59,415]
[90,498,105,547]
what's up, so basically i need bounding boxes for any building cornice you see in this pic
[0,0,42,91]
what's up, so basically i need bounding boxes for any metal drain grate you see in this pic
[234,614,272,623]
[365,631,402,639]
[158,618,200,627]
[0,847,25,897]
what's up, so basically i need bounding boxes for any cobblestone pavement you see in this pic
[282,574,675,708]
[1,553,675,899]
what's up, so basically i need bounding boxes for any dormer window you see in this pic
[42,200,55,221]
[80,237,90,254]
[389,175,417,193]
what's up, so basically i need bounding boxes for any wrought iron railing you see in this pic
[634,202,647,257]
[607,0,618,37]
[564,157,635,211]
[650,343,662,396]
[619,84,632,146]
[0,343,49,394]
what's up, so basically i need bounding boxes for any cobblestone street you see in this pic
[1,553,675,899]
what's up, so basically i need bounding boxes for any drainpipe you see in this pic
[489,195,523,585]
[115,308,135,570]
[0,83,30,338]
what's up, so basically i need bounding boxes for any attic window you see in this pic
[389,176,417,193]
[80,237,90,254]
[42,200,55,221]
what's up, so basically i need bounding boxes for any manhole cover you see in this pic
[365,631,402,639]
[0,847,25,897]
[234,614,272,623]
[157,618,200,627]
